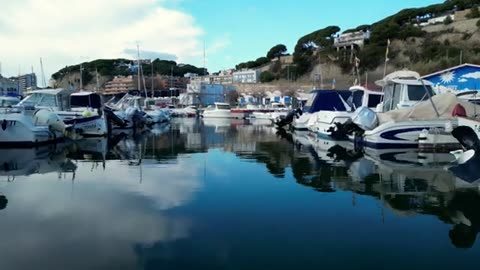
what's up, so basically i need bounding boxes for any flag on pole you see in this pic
[385,39,391,62]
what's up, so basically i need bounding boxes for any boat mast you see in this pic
[79,64,83,90]
[40,57,46,88]
[151,61,154,98]
[95,67,100,92]
[137,43,141,91]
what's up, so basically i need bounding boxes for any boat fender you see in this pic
[82,110,92,117]
[452,104,466,117]
[1,120,6,130]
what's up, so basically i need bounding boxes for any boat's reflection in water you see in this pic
[278,130,480,249]
[1,117,480,266]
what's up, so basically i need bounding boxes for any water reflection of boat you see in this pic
[66,137,110,162]
[0,145,76,178]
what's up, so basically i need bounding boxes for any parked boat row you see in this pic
[200,102,290,119]
[274,70,480,157]
[0,89,177,147]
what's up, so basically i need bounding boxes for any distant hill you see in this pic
[235,0,480,87]
[51,58,207,89]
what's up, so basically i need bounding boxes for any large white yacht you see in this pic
[201,102,233,118]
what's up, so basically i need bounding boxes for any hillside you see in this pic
[51,58,206,90]
[235,0,480,89]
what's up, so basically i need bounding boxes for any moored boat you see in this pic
[201,102,232,118]
[0,105,65,147]
[309,85,383,139]
[18,89,108,137]
[336,70,480,150]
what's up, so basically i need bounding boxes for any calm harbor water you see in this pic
[0,118,479,270]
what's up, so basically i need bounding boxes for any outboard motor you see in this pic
[328,106,378,140]
[449,126,480,183]
[274,108,302,128]
[103,106,127,129]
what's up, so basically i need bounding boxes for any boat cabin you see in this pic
[18,89,103,111]
[207,102,231,110]
[70,91,103,110]
[18,88,74,111]
[303,90,352,113]
[376,71,435,112]
[347,86,384,111]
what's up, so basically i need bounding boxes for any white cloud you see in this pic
[0,0,203,79]
[123,49,178,61]
[461,71,480,80]
[458,78,468,83]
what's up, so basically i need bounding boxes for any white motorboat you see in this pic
[18,89,107,137]
[340,71,480,149]
[251,103,289,120]
[111,94,170,127]
[0,105,65,147]
[281,90,353,131]
[308,86,383,138]
[201,102,232,118]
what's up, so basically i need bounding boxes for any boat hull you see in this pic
[0,113,63,147]
[353,119,453,149]
[63,114,107,137]
[202,110,232,118]
[309,111,352,138]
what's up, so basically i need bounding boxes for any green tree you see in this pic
[293,25,340,75]
[255,57,270,67]
[444,15,453,25]
[267,44,287,60]
[260,71,275,83]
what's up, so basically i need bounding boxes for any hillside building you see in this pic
[10,73,37,95]
[0,75,20,96]
[103,75,136,95]
[180,81,236,106]
[233,69,260,84]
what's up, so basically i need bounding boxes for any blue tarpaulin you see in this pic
[303,90,351,113]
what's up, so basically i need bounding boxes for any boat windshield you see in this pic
[367,94,383,108]
[19,93,58,107]
[349,91,364,110]
[217,104,230,110]
[0,98,19,107]
[408,85,434,101]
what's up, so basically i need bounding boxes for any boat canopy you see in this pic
[71,92,103,109]
[303,90,352,113]
[348,86,384,110]
[378,93,480,124]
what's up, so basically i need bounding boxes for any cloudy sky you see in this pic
[0,0,442,81]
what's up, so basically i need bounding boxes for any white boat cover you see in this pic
[378,93,480,124]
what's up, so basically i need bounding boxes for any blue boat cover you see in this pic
[303,90,351,113]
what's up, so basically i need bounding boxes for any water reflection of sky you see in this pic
[0,119,479,269]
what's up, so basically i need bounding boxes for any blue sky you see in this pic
[178,0,443,72]
[0,0,443,80]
